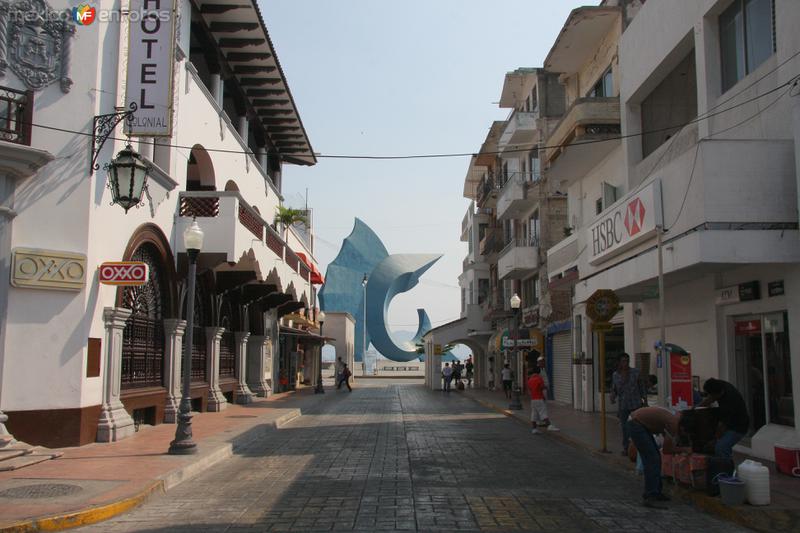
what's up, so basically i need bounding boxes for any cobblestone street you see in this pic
[78,381,748,532]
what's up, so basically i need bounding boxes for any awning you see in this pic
[296,252,325,285]
[279,325,334,344]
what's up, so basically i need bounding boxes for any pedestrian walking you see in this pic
[339,364,352,392]
[501,363,513,399]
[611,353,646,455]
[627,406,692,508]
[536,355,549,391]
[452,361,462,389]
[442,362,453,392]
[700,378,749,458]
[334,357,344,389]
[465,358,474,388]
[527,367,558,433]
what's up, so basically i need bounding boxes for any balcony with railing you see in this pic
[177,191,313,289]
[0,86,33,146]
[476,174,500,208]
[546,231,579,279]
[544,97,621,184]
[498,237,539,280]
[496,171,539,220]
[479,226,502,256]
[498,110,538,152]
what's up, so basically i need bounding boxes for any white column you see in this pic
[163,319,186,423]
[238,116,249,142]
[206,327,227,411]
[97,307,136,442]
[210,73,223,107]
[258,150,268,171]
[246,335,271,397]
[234,331,255,404]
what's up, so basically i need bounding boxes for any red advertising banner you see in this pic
[670,352,693,409]
[99,262,149,286]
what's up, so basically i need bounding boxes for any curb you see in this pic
[463,393,798,533]
[0,407,306,532]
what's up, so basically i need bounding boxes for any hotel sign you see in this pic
[124,0,177,136]
[588,180,663,265]
[11,248,86,291]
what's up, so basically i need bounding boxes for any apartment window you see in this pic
[478,278,490,305]
[588,67,613,98]
[522,277,540,307]
[596,198,604,215]
[529,213,540,247]
[720,0,775,92]
[478,223,488,243]
[469,281,474,305]
[531,155,541,182]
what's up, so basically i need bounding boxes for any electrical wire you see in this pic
[18,72,799,162]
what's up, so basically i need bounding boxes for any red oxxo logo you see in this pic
[99,262,149,286]
[624,197,646,237]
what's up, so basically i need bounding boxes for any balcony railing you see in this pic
[0,86,33,146]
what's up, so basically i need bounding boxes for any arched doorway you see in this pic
[117,225,178,425]
[186,145,216,191]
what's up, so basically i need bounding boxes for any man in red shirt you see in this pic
[527,367,558,433]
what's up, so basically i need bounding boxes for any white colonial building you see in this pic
[0,0,323,448]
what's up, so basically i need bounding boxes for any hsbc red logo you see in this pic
[624,198,646,237]
[99,262,149,286]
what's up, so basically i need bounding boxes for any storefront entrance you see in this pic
[733,312,794,435]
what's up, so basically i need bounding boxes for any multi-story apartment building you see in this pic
[0,0,322,448]
[547,0,799,460]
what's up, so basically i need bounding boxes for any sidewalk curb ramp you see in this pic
[464,393,799,533]
[0,408,302,533]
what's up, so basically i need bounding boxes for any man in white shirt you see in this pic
[501,363,513,399]
[442,363,453,392]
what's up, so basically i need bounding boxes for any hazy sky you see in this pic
[264,0,590,338]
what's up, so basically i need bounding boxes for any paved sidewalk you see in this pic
[0,385,342,532]
[460,386,800,533]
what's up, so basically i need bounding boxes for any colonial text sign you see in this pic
[99,261,149,286]
[124,0,177,136]
[11,248,86,291]
[588,180,663,265]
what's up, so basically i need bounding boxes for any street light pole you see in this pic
[362,273,368,376]
[509,293,523,410]
[169,219,204,455]
[315,311,326,394]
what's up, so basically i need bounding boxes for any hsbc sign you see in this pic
[588,180,663,265]
[99,262,149,286]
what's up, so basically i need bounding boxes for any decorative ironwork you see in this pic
[180,196,220,217]
[90,102,138,175]
[0,85,33,145]
[0,0,75,92]
[238,204,263,240]
[219,330,236,378]
[121,243,167,389]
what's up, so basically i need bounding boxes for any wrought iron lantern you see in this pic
[105,145,150,213]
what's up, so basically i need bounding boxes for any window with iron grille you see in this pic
[121,243,167,389]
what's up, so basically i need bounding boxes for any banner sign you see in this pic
[99,262,149,286]
[669,352,693,409]
[124,0,177,136]
[588,180,662,265]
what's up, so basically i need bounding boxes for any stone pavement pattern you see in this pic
[76,381,750,532]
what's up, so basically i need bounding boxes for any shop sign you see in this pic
[669,352,693,409]
[768,280,784,297]
[502,329,543,349]
[588,180,662,265]
[586,289,620,323]
[521,305,539,326]
[10,248,86,291]
[735,320,761,336]
[716,281,761,305]
[124,0,177,136]
[433,344,443,355]
[98,262,149,286]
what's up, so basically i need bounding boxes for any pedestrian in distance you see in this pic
[452,360,462,389]
[501,363,513,399]
[627,406,693,509]
[527,367,558,433]
[335,357,345,389]
[611,353,647,455]
[442,362,453,392]
[700,378,749,459]
[339,363,352,392]
[465,357,474,388]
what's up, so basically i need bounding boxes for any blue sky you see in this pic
[263,0,591,344]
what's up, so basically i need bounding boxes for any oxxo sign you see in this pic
[124,0,177,136]
[99,262,149,286]
[588,180,663,265]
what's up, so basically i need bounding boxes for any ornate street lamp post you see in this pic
[508,293,523,410]
[315,311,326,394]
[169,219,204,455]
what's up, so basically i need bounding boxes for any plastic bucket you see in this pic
[718,475,746,506]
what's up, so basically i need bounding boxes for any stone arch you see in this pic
[186,144,216,191]
[116,224,178,317]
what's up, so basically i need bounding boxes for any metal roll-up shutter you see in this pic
[551,331,572,404]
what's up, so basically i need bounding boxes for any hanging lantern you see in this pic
[105,145,150,213]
